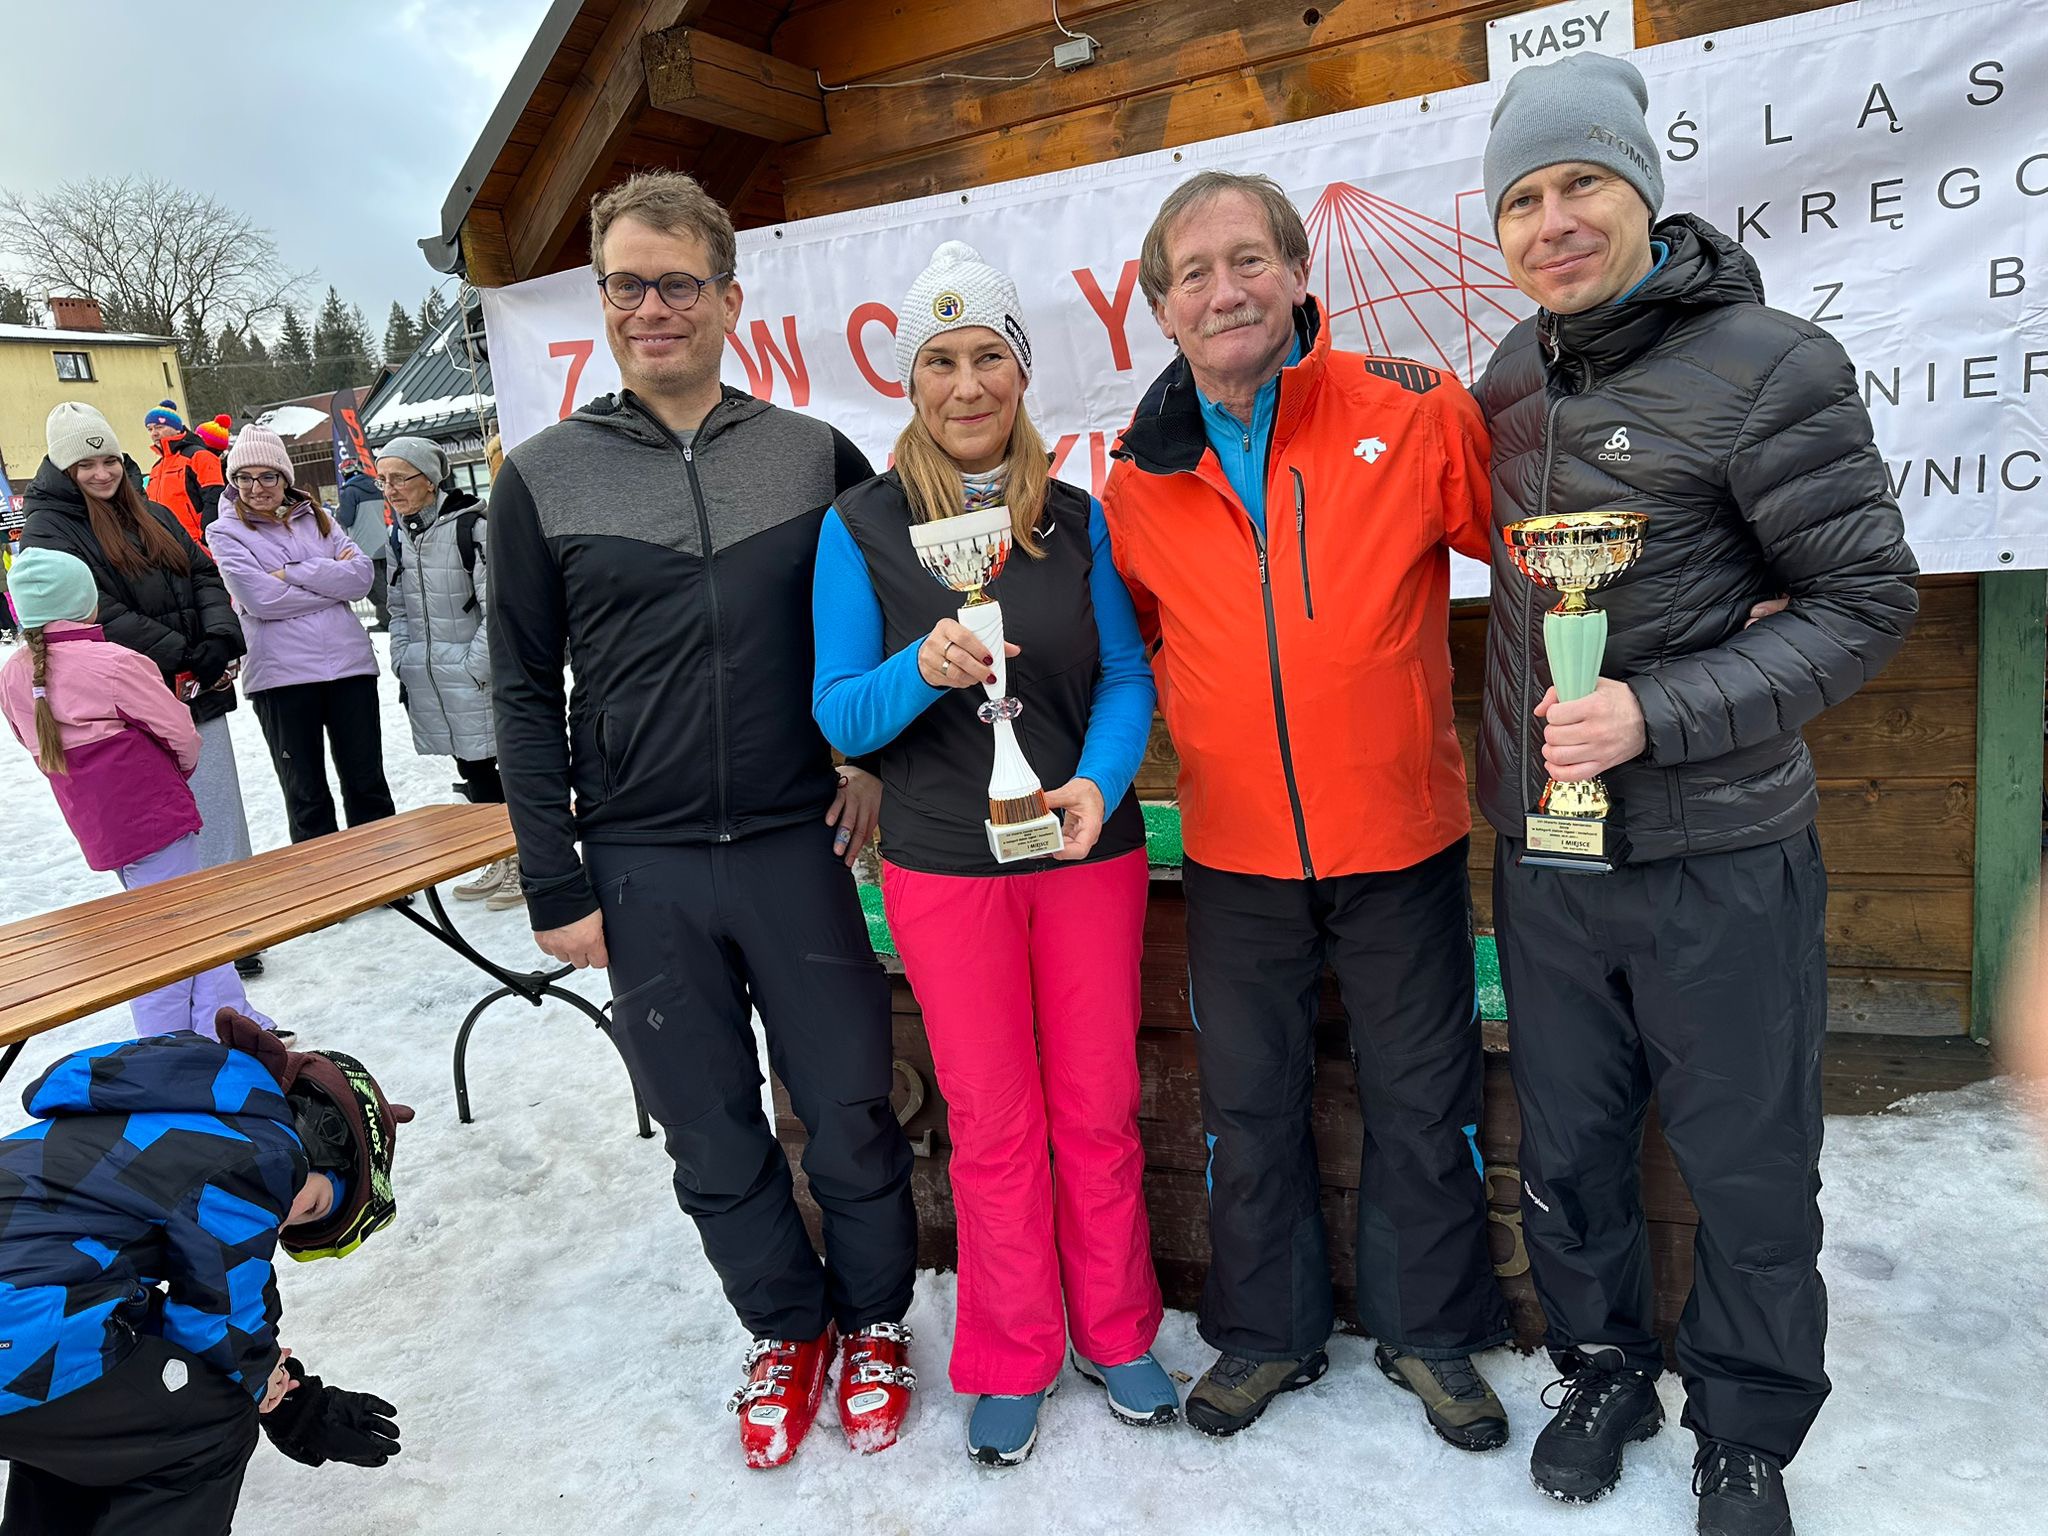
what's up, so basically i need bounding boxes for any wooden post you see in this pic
[1972,567,2047,1042]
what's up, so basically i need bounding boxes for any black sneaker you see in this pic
[1184,1349,1328,1437]
[233,952,265,979]
[1530,1347,1664,1503]
[1694,1442,1795,1535]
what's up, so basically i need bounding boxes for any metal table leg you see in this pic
[389,886,652,1139]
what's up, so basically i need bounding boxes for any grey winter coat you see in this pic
[388,488,495,759]
[1473,214,1919,863]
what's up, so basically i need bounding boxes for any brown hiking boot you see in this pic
[1184,1348,1329,1437]
[1374,1343,1509,1451]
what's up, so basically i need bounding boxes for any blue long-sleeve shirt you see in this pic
[811,498,1155,811]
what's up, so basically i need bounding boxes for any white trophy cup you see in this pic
[907,506,1066,863]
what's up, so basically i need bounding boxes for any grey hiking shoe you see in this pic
[1184,1348,1328,1437]
[1373,1343,1509,1451]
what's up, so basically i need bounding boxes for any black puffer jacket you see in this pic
[1473,215,1918,862]
[19,457,246,723]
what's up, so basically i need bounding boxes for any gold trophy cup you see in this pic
[907,506,1066,863]
[1501,510,1648,873]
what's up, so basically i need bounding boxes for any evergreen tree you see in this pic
[310,286,379,393]
[274,306,313,400]
[383,300,421,365]
[0,282,35,325]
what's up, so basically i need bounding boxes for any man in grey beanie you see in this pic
[1472,53,1919,1536]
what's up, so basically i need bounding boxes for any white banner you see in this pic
[482,0,2048,590]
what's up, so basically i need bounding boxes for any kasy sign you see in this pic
[1486,2,1637,82]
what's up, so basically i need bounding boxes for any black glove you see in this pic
[261,1359,401,1468]
[188,636,233,687]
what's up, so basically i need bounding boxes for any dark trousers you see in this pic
[1494,826,1832,1464]
[365,558,389,626]
[249,675,396,843]
[0,1338,257,1536]
[587,822,916,1340]
[1183,836,1509,1362]
[454,756,504,805]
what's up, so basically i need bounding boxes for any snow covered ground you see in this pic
[2,635,2044,1534]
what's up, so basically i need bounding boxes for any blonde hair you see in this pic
[26,628,65,775]
[893,390,1050,559]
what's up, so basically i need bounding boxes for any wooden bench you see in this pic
[0,803,648,1137]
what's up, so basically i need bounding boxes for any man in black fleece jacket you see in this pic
[487,171,914,1470]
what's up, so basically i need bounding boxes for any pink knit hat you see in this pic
[226,423,294,482]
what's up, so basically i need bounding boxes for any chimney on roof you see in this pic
[47,295,107,333]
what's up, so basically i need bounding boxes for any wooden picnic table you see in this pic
[0,803,648,1135]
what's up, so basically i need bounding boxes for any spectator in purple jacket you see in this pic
[208,426,395,843]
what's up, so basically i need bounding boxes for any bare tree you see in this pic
[0,176,309,352]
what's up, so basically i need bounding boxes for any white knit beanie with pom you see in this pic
[894,240,1033,390]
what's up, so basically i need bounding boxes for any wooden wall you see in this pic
[762,0,1847,222]
[1134,574,1983,1037]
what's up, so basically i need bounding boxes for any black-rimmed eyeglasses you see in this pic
[597,269,732,312]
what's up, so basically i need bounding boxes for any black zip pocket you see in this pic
[1291,467,1312,619]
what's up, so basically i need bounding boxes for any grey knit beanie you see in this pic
[1483,54,1663,226]
[374,436,450,488]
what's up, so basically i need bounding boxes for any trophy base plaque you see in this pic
[1520,813,1624,874]
[987,811,1066,863]
[1518,775,1625,874]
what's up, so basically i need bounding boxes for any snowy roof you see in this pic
[360,298,493,443]
[0,322,178,346]
[252,404,331,439]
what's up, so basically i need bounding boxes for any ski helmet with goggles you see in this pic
[215,1010,413,1261]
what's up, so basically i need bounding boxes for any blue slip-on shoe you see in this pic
[966,1375,1060,1467]
[1072,1349,1180,1426]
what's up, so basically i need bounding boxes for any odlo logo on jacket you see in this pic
[1597,427,1632,463]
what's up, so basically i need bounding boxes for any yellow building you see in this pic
[0,310,186,492]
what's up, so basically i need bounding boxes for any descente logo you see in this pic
[1597,427,1632,463]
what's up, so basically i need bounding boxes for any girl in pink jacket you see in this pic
[0,548,273,1039]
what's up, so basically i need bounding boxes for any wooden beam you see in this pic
[459,206,516,288]
[643,25,825,141]
[776,0,1842,219]
[504,0,713,282]
[1972,568,2047,1041]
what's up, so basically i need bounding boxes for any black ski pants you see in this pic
[1183,836,1509,1362]
[1494,825,1831,1464]
[588,822,916,1341]
[248,675,396,844]
[454,756,505,805]
[0,1338,257,1536]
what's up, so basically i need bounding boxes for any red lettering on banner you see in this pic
[548,339,595,420]
[1049,431,1114,497]
[847,302,905,399]
[727,316,811,404]
[1073,260,1142,372]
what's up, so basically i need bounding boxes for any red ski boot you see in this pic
[727,1328,837,1469]
[837,1321,917,1454]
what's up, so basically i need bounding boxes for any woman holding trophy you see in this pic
[812,241,1171,1466]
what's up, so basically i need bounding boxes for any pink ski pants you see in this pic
[883,848,1162,1395]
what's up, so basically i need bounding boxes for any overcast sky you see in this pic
[0,0,554,339]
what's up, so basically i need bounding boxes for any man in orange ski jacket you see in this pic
[1103,170,1507,1444]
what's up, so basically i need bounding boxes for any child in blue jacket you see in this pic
[0,1012,411,1533]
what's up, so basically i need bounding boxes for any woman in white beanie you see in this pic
[376,434,509,902]
[208,425,395,843]
[19,403,266,971]
[811,241,1172,1464]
